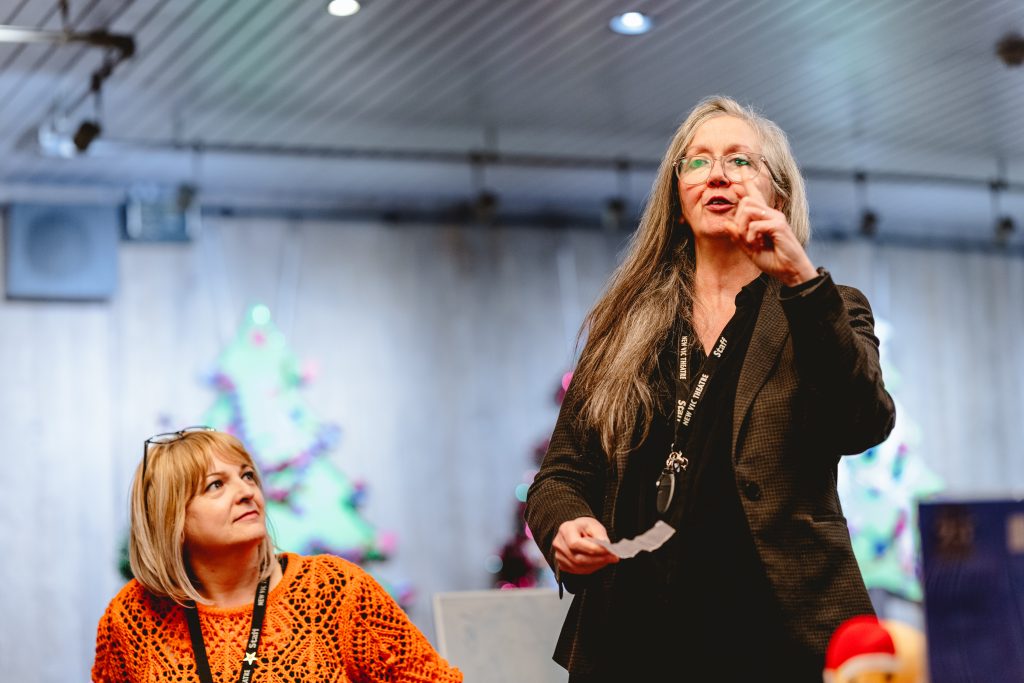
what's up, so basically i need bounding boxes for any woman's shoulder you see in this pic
[109,578,153,607]
[834,282,872,310]
[285,553,374,590]
[101,578,177,626]
[277,553,386,617]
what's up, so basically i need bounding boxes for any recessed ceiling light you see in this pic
[610,11,653,35]
[327,0,361,17]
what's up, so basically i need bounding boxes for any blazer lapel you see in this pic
[732,278,789,458]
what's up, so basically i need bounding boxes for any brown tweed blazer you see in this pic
[525,273,896,675]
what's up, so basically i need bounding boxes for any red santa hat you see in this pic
[823,615,901,683]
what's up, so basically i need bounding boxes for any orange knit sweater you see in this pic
[92,553,462,682]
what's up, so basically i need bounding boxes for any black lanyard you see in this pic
[185,573,271,683]
[655,326,733,515]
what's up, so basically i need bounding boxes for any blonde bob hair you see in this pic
[573,95,810,458]
[128,430,276,604]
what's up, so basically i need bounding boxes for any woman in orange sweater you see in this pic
[92,427,462,683]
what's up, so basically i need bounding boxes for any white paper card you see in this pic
[593,520,676,559]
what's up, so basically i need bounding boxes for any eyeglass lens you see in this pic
[677,153,760,184]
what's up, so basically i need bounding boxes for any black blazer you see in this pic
[525,272,896,674]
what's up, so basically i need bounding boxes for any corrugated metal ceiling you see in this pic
[0,0,1023,237]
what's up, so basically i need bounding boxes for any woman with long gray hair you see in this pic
[525,96,895,681]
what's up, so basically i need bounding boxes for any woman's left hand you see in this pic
[725,179,818,287]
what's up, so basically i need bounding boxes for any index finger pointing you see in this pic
[740,175,768,206]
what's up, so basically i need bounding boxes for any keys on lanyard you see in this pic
[654,329,728,516]
[655,449,689,515]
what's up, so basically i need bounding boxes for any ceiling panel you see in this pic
[0,0,1022,239]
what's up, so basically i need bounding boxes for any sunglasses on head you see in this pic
[142,426,216,482]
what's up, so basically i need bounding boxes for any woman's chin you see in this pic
[691,221,734,241]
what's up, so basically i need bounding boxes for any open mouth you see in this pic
[704,196,735,212]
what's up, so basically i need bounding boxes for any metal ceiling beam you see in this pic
[103,137,1024,193]
[0,25,134,57]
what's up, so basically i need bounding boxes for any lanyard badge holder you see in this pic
[185,556,286,683]
[656,449,689,514]
[655,330,730,516]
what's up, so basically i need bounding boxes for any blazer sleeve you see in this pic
[524,377,607,593]
[779,269,896,455]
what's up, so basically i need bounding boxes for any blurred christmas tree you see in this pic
[118,304,409,602]
[488,372,572,589]
[203,305,400,566]
[838,318,944,602]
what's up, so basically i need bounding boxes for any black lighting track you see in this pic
[0,21,136,122]
[108,137,1024,194]
[0,24,134,55]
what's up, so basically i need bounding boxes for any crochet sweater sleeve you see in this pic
[342,563,462,682]
[92,600,130,682]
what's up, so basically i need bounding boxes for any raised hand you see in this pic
[724,178,818,287]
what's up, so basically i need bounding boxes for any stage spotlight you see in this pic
[859,209,878,237]
[602,197,626,232]
[474,190,498,225]
[37,115,76,158]
[996,215,1015,242]
[996,32,1024,67]
[72,120,101,152]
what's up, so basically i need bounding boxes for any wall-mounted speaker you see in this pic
[4,203,120,301]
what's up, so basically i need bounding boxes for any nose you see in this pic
[234,476,258,502]
[705,158,729,187]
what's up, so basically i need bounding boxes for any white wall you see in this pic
[812,239,1024,491]
[1,215,1022,681]
[0,216,622,681]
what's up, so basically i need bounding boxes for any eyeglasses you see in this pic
[142,426,216,482]
[673,152,767,185]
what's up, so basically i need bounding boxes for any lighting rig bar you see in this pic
[0,25,133,56]
[0,16,136,154]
